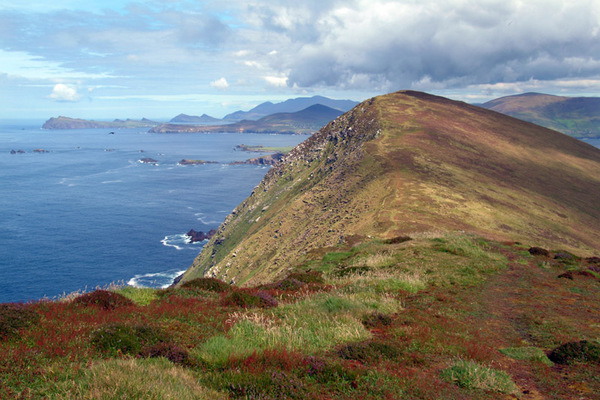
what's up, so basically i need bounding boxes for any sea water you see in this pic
[0,122,306,303]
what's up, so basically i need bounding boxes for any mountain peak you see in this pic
[180,91,600,287]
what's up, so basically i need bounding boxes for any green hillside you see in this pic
[2,234,600,399]
[182,91,600,287]
[482,92,600,138]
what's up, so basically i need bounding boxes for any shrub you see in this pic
[361,312,393,329]
[528,247,549,257]
[73,289,134,310]
[140,342,192,366]
[440,360,519,395]
[384,235,412,244]
[337,341,400,363]
[0,303,39,340]
[268,277,306,291]
[303,356,359,384]
[287,271,324,284]
[181,277,231,293]
[227,370,307,399]
[221,290,278,309]
[548,340,600,365]
[91,323,166,355]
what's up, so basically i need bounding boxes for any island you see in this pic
[42,116,161,130]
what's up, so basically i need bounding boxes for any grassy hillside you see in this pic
[183,91,600,287]
[3,233,600,399]
[482,93,600,138]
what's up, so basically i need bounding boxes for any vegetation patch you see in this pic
[0,304,39,340]
[139,342,193,366]
[91,323,166,356]
[221,290,278,309]
[499,346,553,365]
[181,277,231,293]
[361,311,393,329]
[73,289,135,310]
[49,358,227,400]
[548,340,600,365]
[337,340,401,363]
[440,360,519,395]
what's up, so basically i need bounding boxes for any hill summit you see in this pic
[181,91,600,286]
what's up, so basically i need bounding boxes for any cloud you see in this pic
[49,83,81,102]
[264,76,288,87]
[246,0,600,92]
[210,77,229,90]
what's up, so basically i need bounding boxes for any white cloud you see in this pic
[210,77,229,90]
[49,84,81,102]
[264,76,288,87]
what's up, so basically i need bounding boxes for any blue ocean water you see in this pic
[0,122,306,303]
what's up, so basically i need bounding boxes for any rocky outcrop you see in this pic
[186,229,217,243]
[229,153,285,166]
[178,159,219,165]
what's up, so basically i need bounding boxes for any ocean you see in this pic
[0,122,306,303]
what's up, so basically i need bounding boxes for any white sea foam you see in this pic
[161,233,203,250]
[101,180,123,184]
[127,269,187,288]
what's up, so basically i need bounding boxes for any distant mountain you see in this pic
[222,95,358,121]
[150,104,344,134]
[169,113,221,124]
[42,116,160,130]
[481,93,600,138]
[180,90,600,287]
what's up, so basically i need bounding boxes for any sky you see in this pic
[1,0,599,120]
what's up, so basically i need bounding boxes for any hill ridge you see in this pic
[181,90,600,286]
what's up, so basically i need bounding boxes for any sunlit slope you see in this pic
[181,91,600,286]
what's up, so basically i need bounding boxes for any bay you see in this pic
[0,123,306,303]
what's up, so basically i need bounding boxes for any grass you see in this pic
[440,359,519,395]
[499,346,554,366]
[2,233,600,399]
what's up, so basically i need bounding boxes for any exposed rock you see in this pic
[186,229,217,243]
[139,158,158,164]
[33,149,49,153]
[178,159,219,165]
[230,153,285,166]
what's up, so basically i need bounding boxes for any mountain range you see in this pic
[150,104,344,134]
[481,92,600,138]
[222,95,358,122]
[181,90,600,286]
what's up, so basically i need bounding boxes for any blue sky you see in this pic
[1,0,599,120]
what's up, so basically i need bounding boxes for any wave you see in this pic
[161,233,203,250]
[127,268,187,288]
[194,212,221,225]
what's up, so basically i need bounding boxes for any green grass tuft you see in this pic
[440,360,519,394]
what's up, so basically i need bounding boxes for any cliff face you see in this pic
[180,91,600,286]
